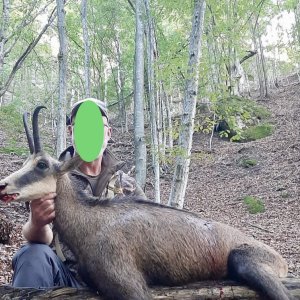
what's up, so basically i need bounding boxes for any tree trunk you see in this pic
[1,278,299,299]
[103,55,108,103]
[134,0,147,190]
[294,2,300,46]
[164,93,173,149]
[159,82,167,159]
[56,0,68,157]
[115,29,128,132]
[168,0,206,209]
[251,10,267,99]
[258,33,268,98]
[144,0,160,203]
[81,0,91,97]
[0,0,10,75]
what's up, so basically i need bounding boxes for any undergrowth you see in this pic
[243,196,265,214]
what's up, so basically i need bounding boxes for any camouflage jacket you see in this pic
[52,146,147,285]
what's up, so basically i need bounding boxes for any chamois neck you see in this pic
[56,173,78,204]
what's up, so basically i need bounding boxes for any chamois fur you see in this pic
[0,107,294,300]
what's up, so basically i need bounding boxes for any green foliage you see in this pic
[0,104,24,135]
[1,0,299,158]
[215,96,270,123]
[242,123,274,141]
[243,196,265,214]
[0,104,28,156]
[195,95,272,142]
[238,158,257,168]
[161,146,189,164]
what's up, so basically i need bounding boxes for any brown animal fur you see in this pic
[0,107,294,300]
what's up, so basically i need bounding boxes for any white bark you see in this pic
[251,14,267,98]
[258,33,268,97]
[165,94,173,149]
[168,0,206,209]
[134,0,147,190]
[144,0,160,203]
[115,29,128,132]
[295,2,300,46]
[56,0,68,157]
[0,0,10,74]
[81,0,91,97]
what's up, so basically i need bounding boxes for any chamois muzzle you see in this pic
[0,183,19,203]
[0,183,7,192]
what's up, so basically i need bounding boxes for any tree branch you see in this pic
[0,7,57,97]
[239,50,258,64]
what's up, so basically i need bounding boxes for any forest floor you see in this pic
[0,83,299,285]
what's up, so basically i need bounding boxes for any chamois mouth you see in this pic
[0,193,19,203]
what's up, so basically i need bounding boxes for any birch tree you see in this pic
[56,0,68,157]
[168,0,206,209]
[81,0,91,97]
[134,0,147,190]
[144,0,160,203]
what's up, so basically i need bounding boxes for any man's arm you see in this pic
[22,193,56,245]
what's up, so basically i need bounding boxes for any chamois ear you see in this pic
[58,155,82,175]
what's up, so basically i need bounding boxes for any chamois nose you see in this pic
[0,183,7,192]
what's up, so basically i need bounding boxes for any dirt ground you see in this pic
[0,83,299,285]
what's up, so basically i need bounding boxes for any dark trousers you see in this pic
[11,243,81,288]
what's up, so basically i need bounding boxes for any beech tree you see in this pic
[56,0,68,156]
[134,0,147,190]
[81,0,91,97]
[168,0,206,209]
[144,0,160,202]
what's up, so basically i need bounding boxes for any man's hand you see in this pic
[30,192,56,227]
[22,192,56,245]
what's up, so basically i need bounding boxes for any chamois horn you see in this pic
[22,112,34,154]
[32,106,46,153]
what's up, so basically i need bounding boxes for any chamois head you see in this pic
[0,106,80,203]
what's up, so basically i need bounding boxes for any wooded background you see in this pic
[0,0,299,208]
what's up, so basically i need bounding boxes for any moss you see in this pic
[213,96,272,142]
[239,158,257,168]
[243,196,265,214]
[242,123,274,141]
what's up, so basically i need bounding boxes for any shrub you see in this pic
[238,158,257,168]
[243,196,265,214]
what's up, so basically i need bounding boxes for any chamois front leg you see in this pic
[82,241,151,300]
[86,262,151,300]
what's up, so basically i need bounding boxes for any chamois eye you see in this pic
[37,161,48,170]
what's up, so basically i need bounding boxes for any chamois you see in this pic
[0,107,294,300]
